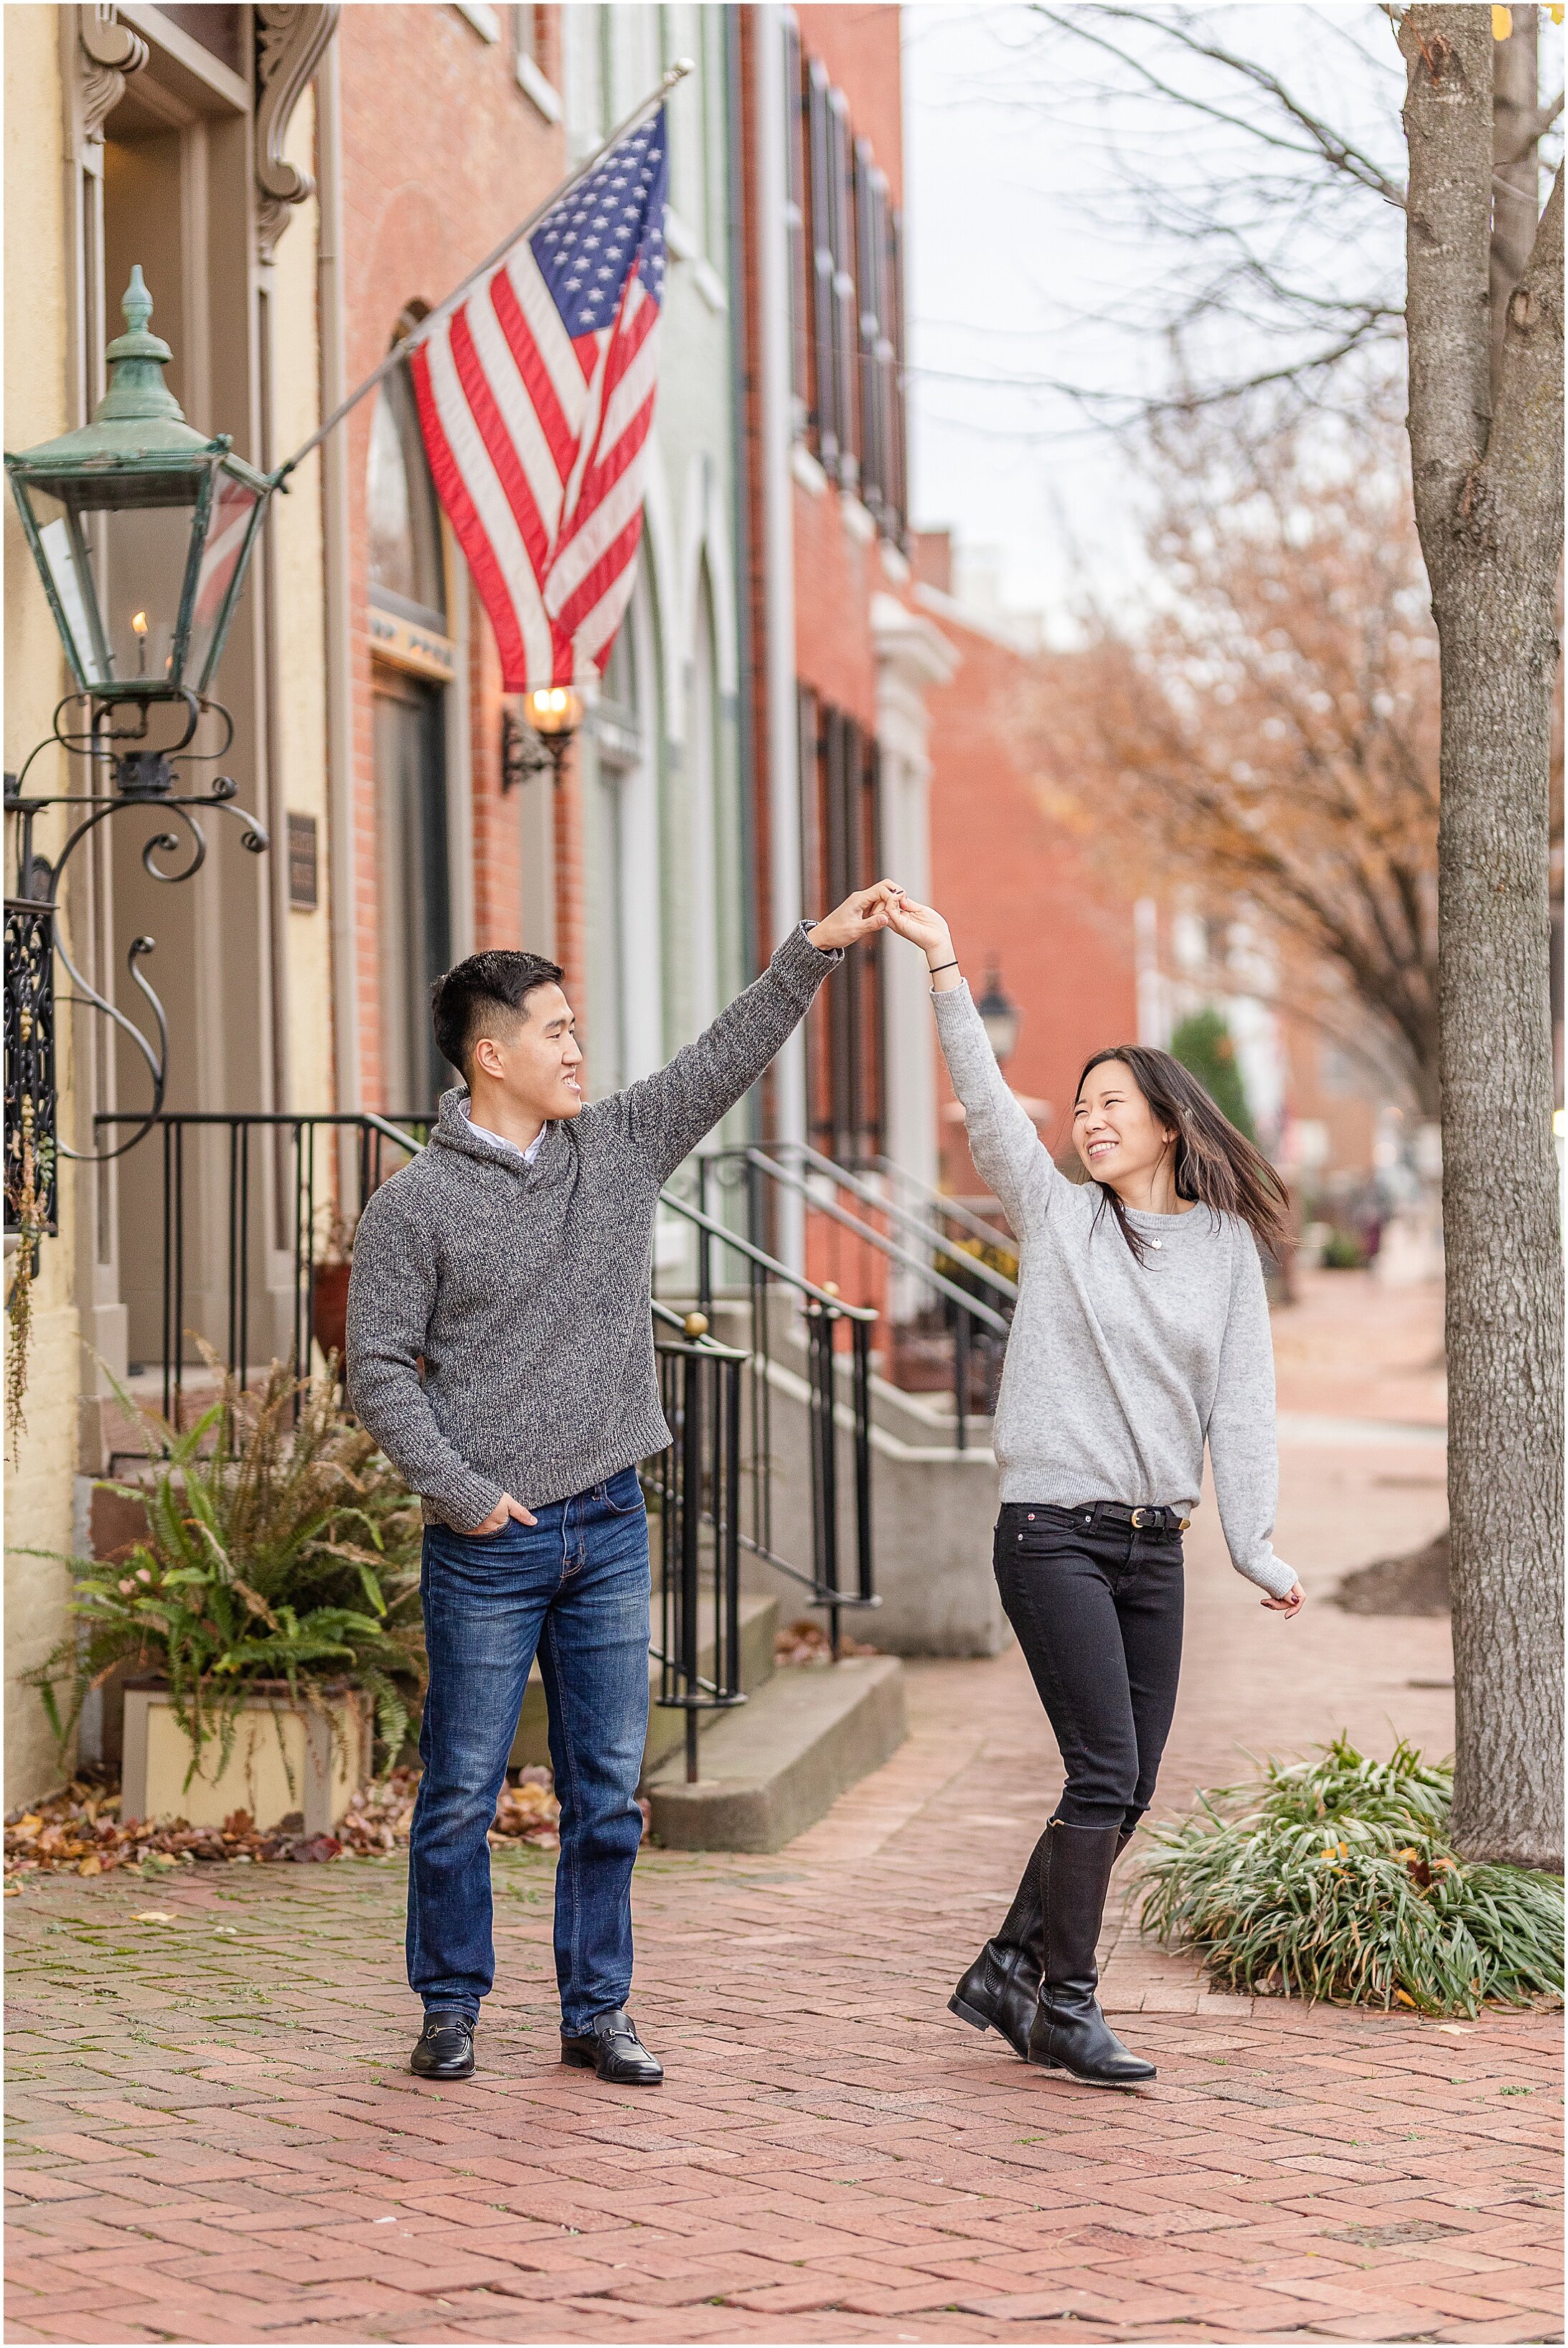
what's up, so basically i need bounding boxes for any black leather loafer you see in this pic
[410,2009,476,2079]
[560,2007,663,2085]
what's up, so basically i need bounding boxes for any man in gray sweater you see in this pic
[347,888,893,2086]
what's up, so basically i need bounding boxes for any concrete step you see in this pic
[644,1653,906,1854]
[508,1591,779,1778]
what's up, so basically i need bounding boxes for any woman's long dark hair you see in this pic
[1074,1045,1292,1267]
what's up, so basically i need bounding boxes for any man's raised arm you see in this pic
[609,886,896,1180]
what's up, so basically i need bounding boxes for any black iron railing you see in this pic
[4,898,58,1238]
[94,1109,426,1420]
[685,1141,1015,1450]
[647,1306,748,1780]
[654,1185,878,1656]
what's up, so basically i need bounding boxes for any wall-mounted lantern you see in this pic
[501,685,583,791]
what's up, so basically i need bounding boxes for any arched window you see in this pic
[367,357,446,628]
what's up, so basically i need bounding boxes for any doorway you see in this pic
[374,668,452,1109]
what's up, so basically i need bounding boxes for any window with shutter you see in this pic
[782,14,809,438]
[827,88,859,491]
[855,141,894,527]
[807,60,838,474]
[886,206,909,545]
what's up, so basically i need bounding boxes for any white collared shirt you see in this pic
[462,1107,545,1166]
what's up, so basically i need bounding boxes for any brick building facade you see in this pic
[334,5,567,1114]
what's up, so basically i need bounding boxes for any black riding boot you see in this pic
[1026,1820,1155,2085]
[951,1824,1135,2061]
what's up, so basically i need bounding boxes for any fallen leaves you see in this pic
[6,1761,564,1877]
[774,1618,879,1668]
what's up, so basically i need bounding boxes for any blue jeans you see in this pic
[407,1468,651,2032]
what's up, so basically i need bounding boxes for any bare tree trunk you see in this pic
[1491,4,1541,405]
[1401,6,1564,1871]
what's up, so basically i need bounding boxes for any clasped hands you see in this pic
[812,880,953,966]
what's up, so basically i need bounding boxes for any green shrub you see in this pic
[1137,1737,1564,2016]
[20,1356,426,1786]
[1169,1008,1255,1140]
[1320,1227,1369,1269]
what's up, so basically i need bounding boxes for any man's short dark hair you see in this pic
[431,950,565,1079]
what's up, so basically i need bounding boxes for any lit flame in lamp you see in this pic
[131,609,148,677]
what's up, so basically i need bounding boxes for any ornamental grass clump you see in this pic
[1137,1737,1564,2017]
[22,1353,426,1787]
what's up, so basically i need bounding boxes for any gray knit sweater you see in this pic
[346,924,839,1528]
[933,983,1296,1597]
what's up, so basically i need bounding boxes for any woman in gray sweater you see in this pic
[886,891,1305,2089]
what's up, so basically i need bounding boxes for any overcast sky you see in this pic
[901,3,1420,632]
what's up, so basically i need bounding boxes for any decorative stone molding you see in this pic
[77,5,149,154]
[255,4,339,264]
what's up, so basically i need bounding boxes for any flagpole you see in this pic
[269,57,693,489]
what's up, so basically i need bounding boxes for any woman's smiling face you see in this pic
[1072,1058,1175,1192]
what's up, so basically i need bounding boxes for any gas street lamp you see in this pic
[4,268,271,1198]
[6,267,271,719]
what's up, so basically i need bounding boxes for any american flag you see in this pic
[410,110,669,690]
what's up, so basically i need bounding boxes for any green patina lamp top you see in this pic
[6,269,266,483]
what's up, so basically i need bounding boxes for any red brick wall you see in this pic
[923,607,1140,1185]
[336,4,566,1107]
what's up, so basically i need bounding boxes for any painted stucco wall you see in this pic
[271,91,335,1122]
[4,6,83,1805]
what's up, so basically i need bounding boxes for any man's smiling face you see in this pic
[471,982,584,1121]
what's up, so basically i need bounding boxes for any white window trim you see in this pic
[454,1,499,41]
[515,50,563,123]
[791,441,828,497]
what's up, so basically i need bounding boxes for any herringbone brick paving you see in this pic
[6,1277,1562,2345]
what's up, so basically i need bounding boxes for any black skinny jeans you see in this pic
[995,1501,1186,1835]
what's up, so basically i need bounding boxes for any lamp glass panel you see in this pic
[187,474,260,689]
[31,502,107,685]
[29,474,203,687]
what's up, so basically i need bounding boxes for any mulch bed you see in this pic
[1333,1526,1451,1616]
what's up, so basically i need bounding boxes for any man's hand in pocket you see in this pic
[471,1493,537,1536]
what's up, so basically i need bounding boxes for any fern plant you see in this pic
[1137,1737,1564,2017]
[21,1355,426,1789]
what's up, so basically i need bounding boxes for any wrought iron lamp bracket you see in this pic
[4,689,269,1168]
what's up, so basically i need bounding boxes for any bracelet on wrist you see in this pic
[927,959,959,977]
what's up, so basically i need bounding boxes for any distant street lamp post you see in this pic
[977,963,1022,1068]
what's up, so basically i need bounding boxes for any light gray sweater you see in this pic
[933,983,1296,1597]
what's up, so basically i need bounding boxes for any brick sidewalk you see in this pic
[7,1279,1562,2346]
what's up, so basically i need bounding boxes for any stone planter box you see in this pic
[119,1681,365,1833]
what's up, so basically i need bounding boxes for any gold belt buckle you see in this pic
[1131,1506,1151,1528]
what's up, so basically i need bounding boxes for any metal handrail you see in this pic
[865,1150,1023,1254]
[754,1138,1019,1305]
[657,1185,876,1320]
[720,1148,1012,1336]
[655,1182,878,1652]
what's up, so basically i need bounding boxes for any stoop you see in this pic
[644,1653,907,1853]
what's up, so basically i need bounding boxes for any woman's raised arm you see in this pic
[885,892,1061,1239]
